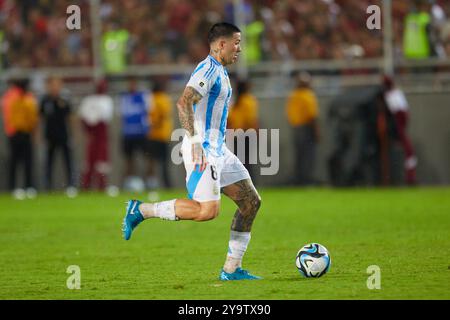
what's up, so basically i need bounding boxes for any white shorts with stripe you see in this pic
[181,136,250,202]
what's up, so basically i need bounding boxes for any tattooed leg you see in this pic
[221,179,261,273]
[222,179,262,232]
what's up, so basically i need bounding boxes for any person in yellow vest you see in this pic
[228,80,259,180]
[5,79,39,198]
[228,80,259,131]
[285,72,320,186]
[245,20,264,65]
[403,0,434,59]
[146,81,174,189]
[102,22,130,73]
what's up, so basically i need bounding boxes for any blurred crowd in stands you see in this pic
[1,0,450,70]
[0,0,92,68]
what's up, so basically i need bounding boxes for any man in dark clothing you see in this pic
[40,76,76,193]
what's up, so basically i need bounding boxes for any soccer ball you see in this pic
[295,243,331,278]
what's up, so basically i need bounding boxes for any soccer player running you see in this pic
[122,22,262,281]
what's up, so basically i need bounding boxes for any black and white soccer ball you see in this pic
[296,243,331,278]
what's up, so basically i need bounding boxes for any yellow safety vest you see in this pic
[403,12,431,59]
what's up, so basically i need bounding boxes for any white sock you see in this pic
[154,199,178,221]
[224,231,251,273]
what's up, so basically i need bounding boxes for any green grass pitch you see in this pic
[0,187,449,300]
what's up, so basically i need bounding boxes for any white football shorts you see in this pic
[181,136,250,202]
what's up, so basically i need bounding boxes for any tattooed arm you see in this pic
[176,86,207,171]
[176,86,202,137]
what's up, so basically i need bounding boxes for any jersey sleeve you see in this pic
[186,61,215,97]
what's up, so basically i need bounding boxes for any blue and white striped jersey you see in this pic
[186,55,232,157]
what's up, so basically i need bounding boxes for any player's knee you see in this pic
[197,211,218,221]
[237,193,261,215]
[200,207,219,221]
[253,194,262,212]
[197,203,220,221]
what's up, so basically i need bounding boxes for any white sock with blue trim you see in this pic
[223,231,251,273]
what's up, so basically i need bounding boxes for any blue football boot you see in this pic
[122,200,144,240]
[219,267,262,281]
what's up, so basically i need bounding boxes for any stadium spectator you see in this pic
[40,76,77,195]
[244,18,265,65]
[382,75,417,185]
[3,0,447,67]
[403,0,434,59]
[225,1,265,64]
[429,0,447,58]
[1,79,39,199]
[1,0,92,68]
[78,79,114,190]
[228,79,259,181]
[119,76,150,191]
[102,21,130,73]
[146,79,174,189]
[0,0,398,68]
[285,71,320,186]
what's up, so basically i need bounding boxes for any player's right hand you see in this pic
[192,142,207,172]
